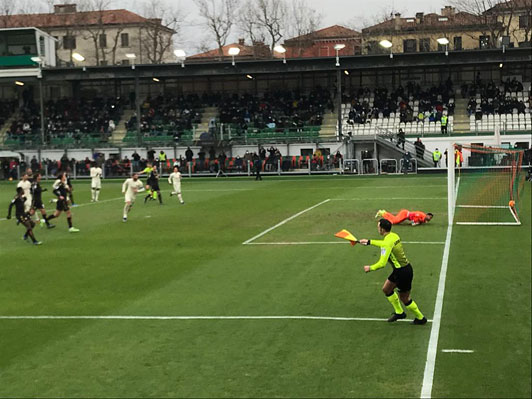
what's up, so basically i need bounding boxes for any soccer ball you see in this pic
[509,200,515,207]
[8,177,13,181]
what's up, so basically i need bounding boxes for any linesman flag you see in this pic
[334,229,358,246]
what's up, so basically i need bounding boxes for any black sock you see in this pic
[47,215,56,221]
[27,229,37,242]
[23,232,28,239]
[158,193,162,203]
[67,217,72,228]
[44,215,50,226]
[70,194,75,204]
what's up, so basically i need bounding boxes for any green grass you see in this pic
[0,175,529,398]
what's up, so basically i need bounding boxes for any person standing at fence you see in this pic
[253,153,262,181]
[90,162,103,202]
[402,152,412,174]
[168,166,185,204]
[441,114,448,134]
[414,138,425,159]
[432,148,442,168]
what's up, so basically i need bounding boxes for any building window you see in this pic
[99,60,108,66]
[121,59,130,65]
[519,15,531,28]
[63,36,76,50]
[121,33,129,47]
[419,38,430,52]
[99,34,107,48]
[479,35,490,49]
[403,39,417,53]
[453,36,462,50]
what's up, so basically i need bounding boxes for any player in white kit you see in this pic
[90,162,103,202]
[122,173,145,222]
[168,166,185,204]
[17,172,33,213]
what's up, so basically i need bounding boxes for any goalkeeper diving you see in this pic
[375,209,433,226]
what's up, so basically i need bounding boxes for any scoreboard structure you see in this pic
[0,27,56,77]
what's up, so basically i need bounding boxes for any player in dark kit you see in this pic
[30,173,55,229]
[66,173,77,206]
[7,187,42,245]
[45,172,80,232]
[143,164,163,204]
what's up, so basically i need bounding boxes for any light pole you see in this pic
[126,53,136,69]
[379,39,393,58]
[274,45,286,63]
[174,49,186,68]
[228,47,240,66]
[334,43,345,67]
[32,56,46,146]
[437,37,449,56]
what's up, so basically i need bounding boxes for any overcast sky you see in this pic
[113,0,449,53]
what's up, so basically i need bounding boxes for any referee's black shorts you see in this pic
[56,199,69,212]
[388,264,413,292]
[150,181,160,191]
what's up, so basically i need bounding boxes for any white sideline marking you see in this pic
[331,197,446,201]
[242,199,331,245]
[248,241,445,245]
[441,349,474,353]
[420,178,459,398]
[456,205,508,209]
[0,314,433,322]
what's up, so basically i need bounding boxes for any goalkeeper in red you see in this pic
[375,209,433,226]
[358,219,427,324]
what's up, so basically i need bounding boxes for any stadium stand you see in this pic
[215,88,332,141]
[464,78,532,133]
[122,94,203,144]
[5,97,124,147]
[338,81,455,136]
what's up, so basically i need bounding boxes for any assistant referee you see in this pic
[359,219,427,324]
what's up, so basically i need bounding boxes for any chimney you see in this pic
[415,12,424,24]
[441,6,456,17]
[238,38,245,45]
[394,13,402,31]
[54,4,77,14]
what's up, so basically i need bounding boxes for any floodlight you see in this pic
[72,52,85,62]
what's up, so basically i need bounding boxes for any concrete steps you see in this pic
[0,113,18,145]
[195,107,218,140]
[453,98,470,133]
[320,111,337,138]
[110,109,135,145]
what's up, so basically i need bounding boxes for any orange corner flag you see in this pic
[334,229,358,246]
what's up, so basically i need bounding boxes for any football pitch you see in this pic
[0,175,530,398]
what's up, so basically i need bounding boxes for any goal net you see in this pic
[451,144,525,226]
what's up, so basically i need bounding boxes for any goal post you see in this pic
[450,143,525,226]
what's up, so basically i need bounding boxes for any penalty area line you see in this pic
[0,314,433,322]
[247,241,445,245]
[441,349,474,353]
[242,199,331,245]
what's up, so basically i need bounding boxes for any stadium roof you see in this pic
[189,41,271,59]
[284,25,360,43]
[0,8,172,32]
[19,48,529,83]
[362,11,491,34]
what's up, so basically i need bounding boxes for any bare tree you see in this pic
[140,0,183,64]
[285,0,321,57]
[450,0,507,48]
[77,0,113,65]
[253,0,286,53]
[195,0,238,58]
[237,0,266,54]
